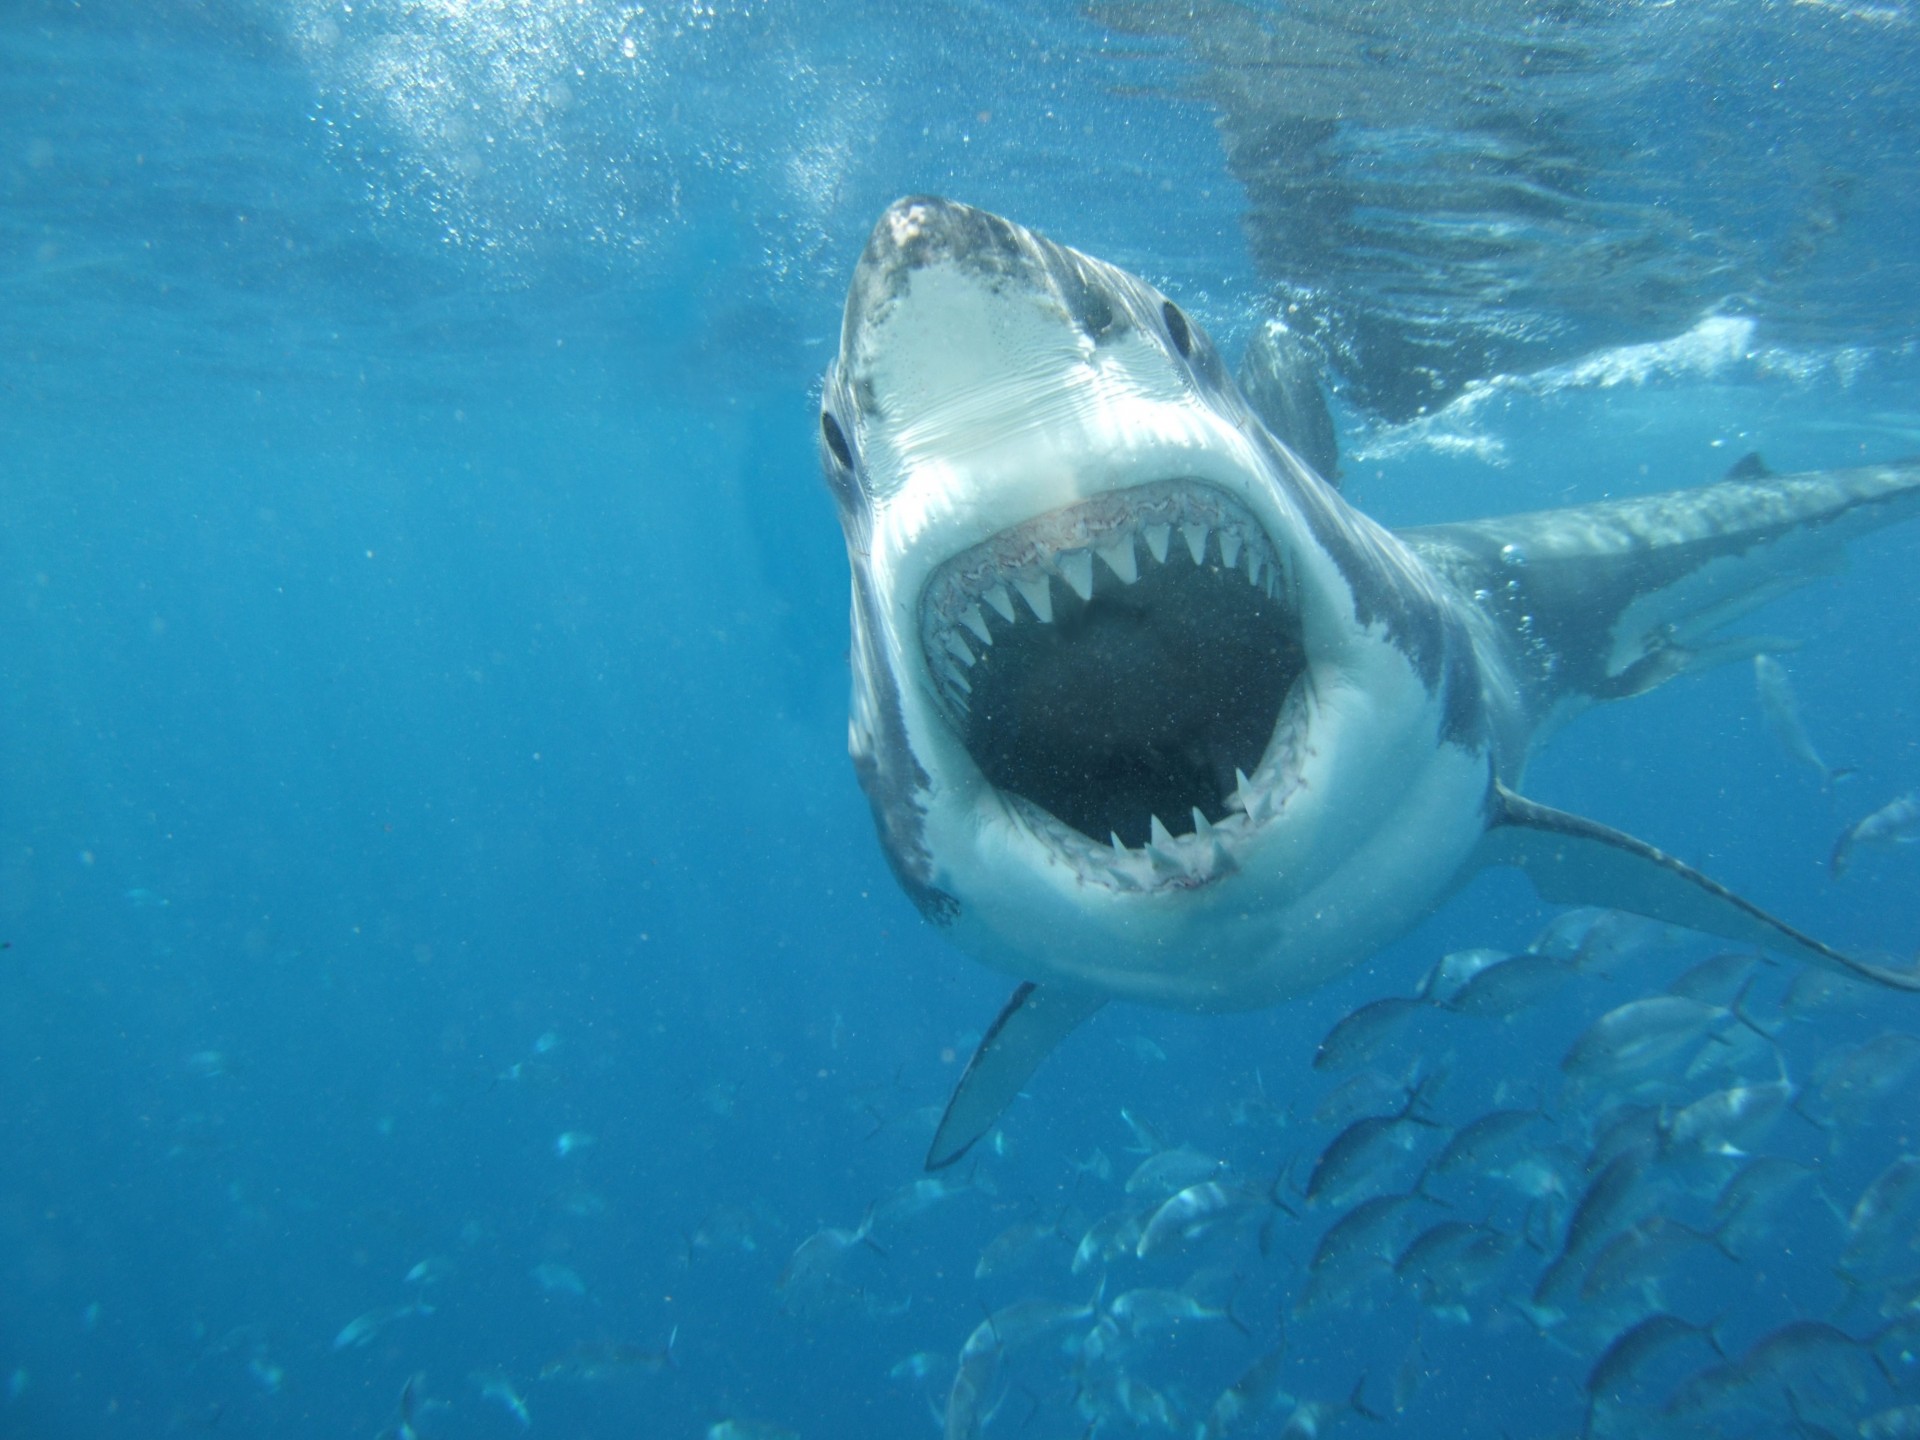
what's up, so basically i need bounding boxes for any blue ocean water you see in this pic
[3,3,1919,1438]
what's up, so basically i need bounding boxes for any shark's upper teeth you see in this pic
[1181,523,1208,566]
[1096,536,1139,584]
[1014,574,1054,623]
[1056,549,1095,602]
[916,479,1307,876]
[920,480,1290,661]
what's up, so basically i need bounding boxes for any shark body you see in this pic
[816,198,1920,1170]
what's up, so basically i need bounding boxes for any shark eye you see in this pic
[1162,302,1192,359]
[821,411,855,471]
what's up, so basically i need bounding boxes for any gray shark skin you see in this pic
[816,198,1920,1171]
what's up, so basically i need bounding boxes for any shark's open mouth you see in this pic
[920,480,1309,875]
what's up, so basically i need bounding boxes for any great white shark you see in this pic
[816,197,1920,1171]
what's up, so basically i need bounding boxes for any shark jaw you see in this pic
[916,474,1312,884]
[821,198,1495,1011]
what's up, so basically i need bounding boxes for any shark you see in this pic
[815,197,1920,1171]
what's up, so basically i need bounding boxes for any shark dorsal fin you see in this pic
[1402,461,1920,730]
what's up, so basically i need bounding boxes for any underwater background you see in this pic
[3,2,1919,1437]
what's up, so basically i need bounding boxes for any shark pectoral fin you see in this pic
[927,983,1107,1172]
[1482,782,1920,993]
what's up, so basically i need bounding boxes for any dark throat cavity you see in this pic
[962,549,1300,849]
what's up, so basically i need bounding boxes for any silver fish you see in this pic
[1072,1207,1149,1275]
[1312,995,1426,1071]
[1124,1144,1227,1200]
[974,1217,1063,1279]
[1754,654,1849,786]
[1305,1079,1444,1209]
[1420,1107,1545,1190]
[1661,1072,1794,1161]
[331,1302,426,1351]
[1562,995,1733,1089]
[1714,1156,1813,1259]
[1200,1339,1291,1440]
[1136,1179,1271,1258]
[1109,1287,1242,1336]
[1832,790,1920,877]
[1441,951,1574,1019]
[1807,1031,1920,1129]
[1586,1311,1722,1410]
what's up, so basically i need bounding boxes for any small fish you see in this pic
[1832,790,1920,877]
[1070,1147,1114,1183]
[1781,965,1877,1018]
[1861,1405,1920,1440]
[687,1202,758,1256]
[1118,1033,1168,1062]
[941,1332,1004,1440]
[779,1208,882,1296]
[1119,1108,1170,1154]
[1586,1311,1722,1408]
[540,1329,677,1381]
[1304,1077,1444,1210]
[1312,995,1425,1071]
[1275,1380,1383,1439]
[974,1217,1061,1278]
[1442,951,1574,1019]
[1124,1145,1225,1200]
[1579,1214,1721,1307]
[1404,1222,1518,1318]
[873,1171,973,1231]
[390,1371,426,1440]
[531,1262,586,1296]
[404,1256,453,1288]
[332,1302,425,1351]
[1136,1179,1272,1258]
[1201,1339,1291,1439]
[1754,655,1851,786]
[1562,995,1732,1088]
[1738,1319,1880,1406]
[475,1373,531,1428]
[1415,947,1510,1004]
[1312,1070,1408,1129]
[978,1292,1101,1351]
[1807,1031,1920,1129]
[1072,1207,1149,1274]
[888,1350,948,1382]
[1666,950,1763,1005]
[1528,907,1669,972]
[707,1422,799,1440]
[1109,1286,1243,1336]
[1662,1069,1794,1161]
[1713,1155,1812,1243]
[1841,1154,1920,1281]
[1560,1147,1660,1264]
[554,1130,596,1158]
[1108,1371,1179,1431]
[1419,1107,1544,1192]
[1311,1191,1426,1272]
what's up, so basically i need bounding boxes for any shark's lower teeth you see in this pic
[921,481,1306,853]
